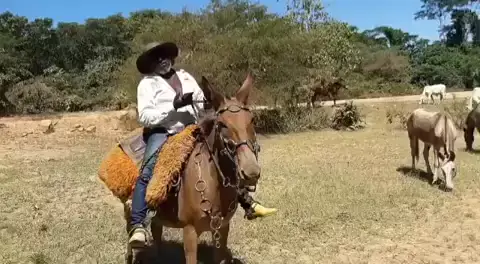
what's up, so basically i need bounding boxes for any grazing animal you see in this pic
[407,108,458,191]
[418,84,447,105]
[310,77,347,107]
[463,103,480,151]
[467,87,480,110]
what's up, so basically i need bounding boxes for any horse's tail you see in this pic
[407,113,419,162]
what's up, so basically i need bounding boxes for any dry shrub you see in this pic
[386,107,410,129]
[442,95,469,129]
[7,80,65,114]
[330,101,365,130]
[254,106,330,134]
[30,253,50,264]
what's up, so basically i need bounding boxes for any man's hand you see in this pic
[173,92,194,110]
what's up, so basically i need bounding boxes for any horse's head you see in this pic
[199,73,261,187]
[439,115,458,191]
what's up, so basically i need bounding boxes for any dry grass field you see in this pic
[2,97,480,264]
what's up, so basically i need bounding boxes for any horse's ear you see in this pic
[200,76,225,111]
[235,72,254,106]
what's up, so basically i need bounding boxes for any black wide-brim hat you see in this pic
[136,42,179,74]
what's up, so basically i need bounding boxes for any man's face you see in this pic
[154,57,174,74]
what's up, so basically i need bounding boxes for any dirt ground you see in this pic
[1,94,480,264]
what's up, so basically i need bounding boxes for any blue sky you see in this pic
[2,0,442,40]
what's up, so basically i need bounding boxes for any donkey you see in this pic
[463,103,480,151]
[407,108,458,191]
[124,73,262,264]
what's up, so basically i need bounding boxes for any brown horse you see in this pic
[124,72,262,264]
[310,77,347,107]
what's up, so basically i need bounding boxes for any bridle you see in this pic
[193,102,261,189]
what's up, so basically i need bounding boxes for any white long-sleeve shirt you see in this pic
[137,69,206,134]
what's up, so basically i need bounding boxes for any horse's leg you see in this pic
[465,125,475,151]
[123,201,135,264]
[183,225,199,264]
[311,92,318,108]
[125,243,143,264]
[327,92,335,107]
[212,223,231,264]
[423,144,432,175]
[123,200,133,235]
[125,243,133,264]
[432,148,439,185]
[409,136,417,171]
[150,219,163,256]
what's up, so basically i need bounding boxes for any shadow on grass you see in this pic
[396,166,432,183]
[133,240,245,264]
[396,166,453,192]
[464,148,480,154]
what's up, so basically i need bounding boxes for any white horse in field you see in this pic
[407,108,458,191]
[419,84,447,105]
[467,87,480,110]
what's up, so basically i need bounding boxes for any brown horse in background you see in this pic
[310,77,347,107]
[124,73,262,264]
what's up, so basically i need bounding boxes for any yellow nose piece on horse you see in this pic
[251,203,278,218]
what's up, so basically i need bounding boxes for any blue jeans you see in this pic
[130,129,169,227]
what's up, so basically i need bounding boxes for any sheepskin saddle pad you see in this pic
[98,124,201,207]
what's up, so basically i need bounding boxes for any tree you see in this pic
[442,9,479,46]
[362,26,418,48]
[415,0,480,40]
[279,0,327,32]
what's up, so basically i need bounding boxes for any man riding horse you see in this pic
[129,41,278,248]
